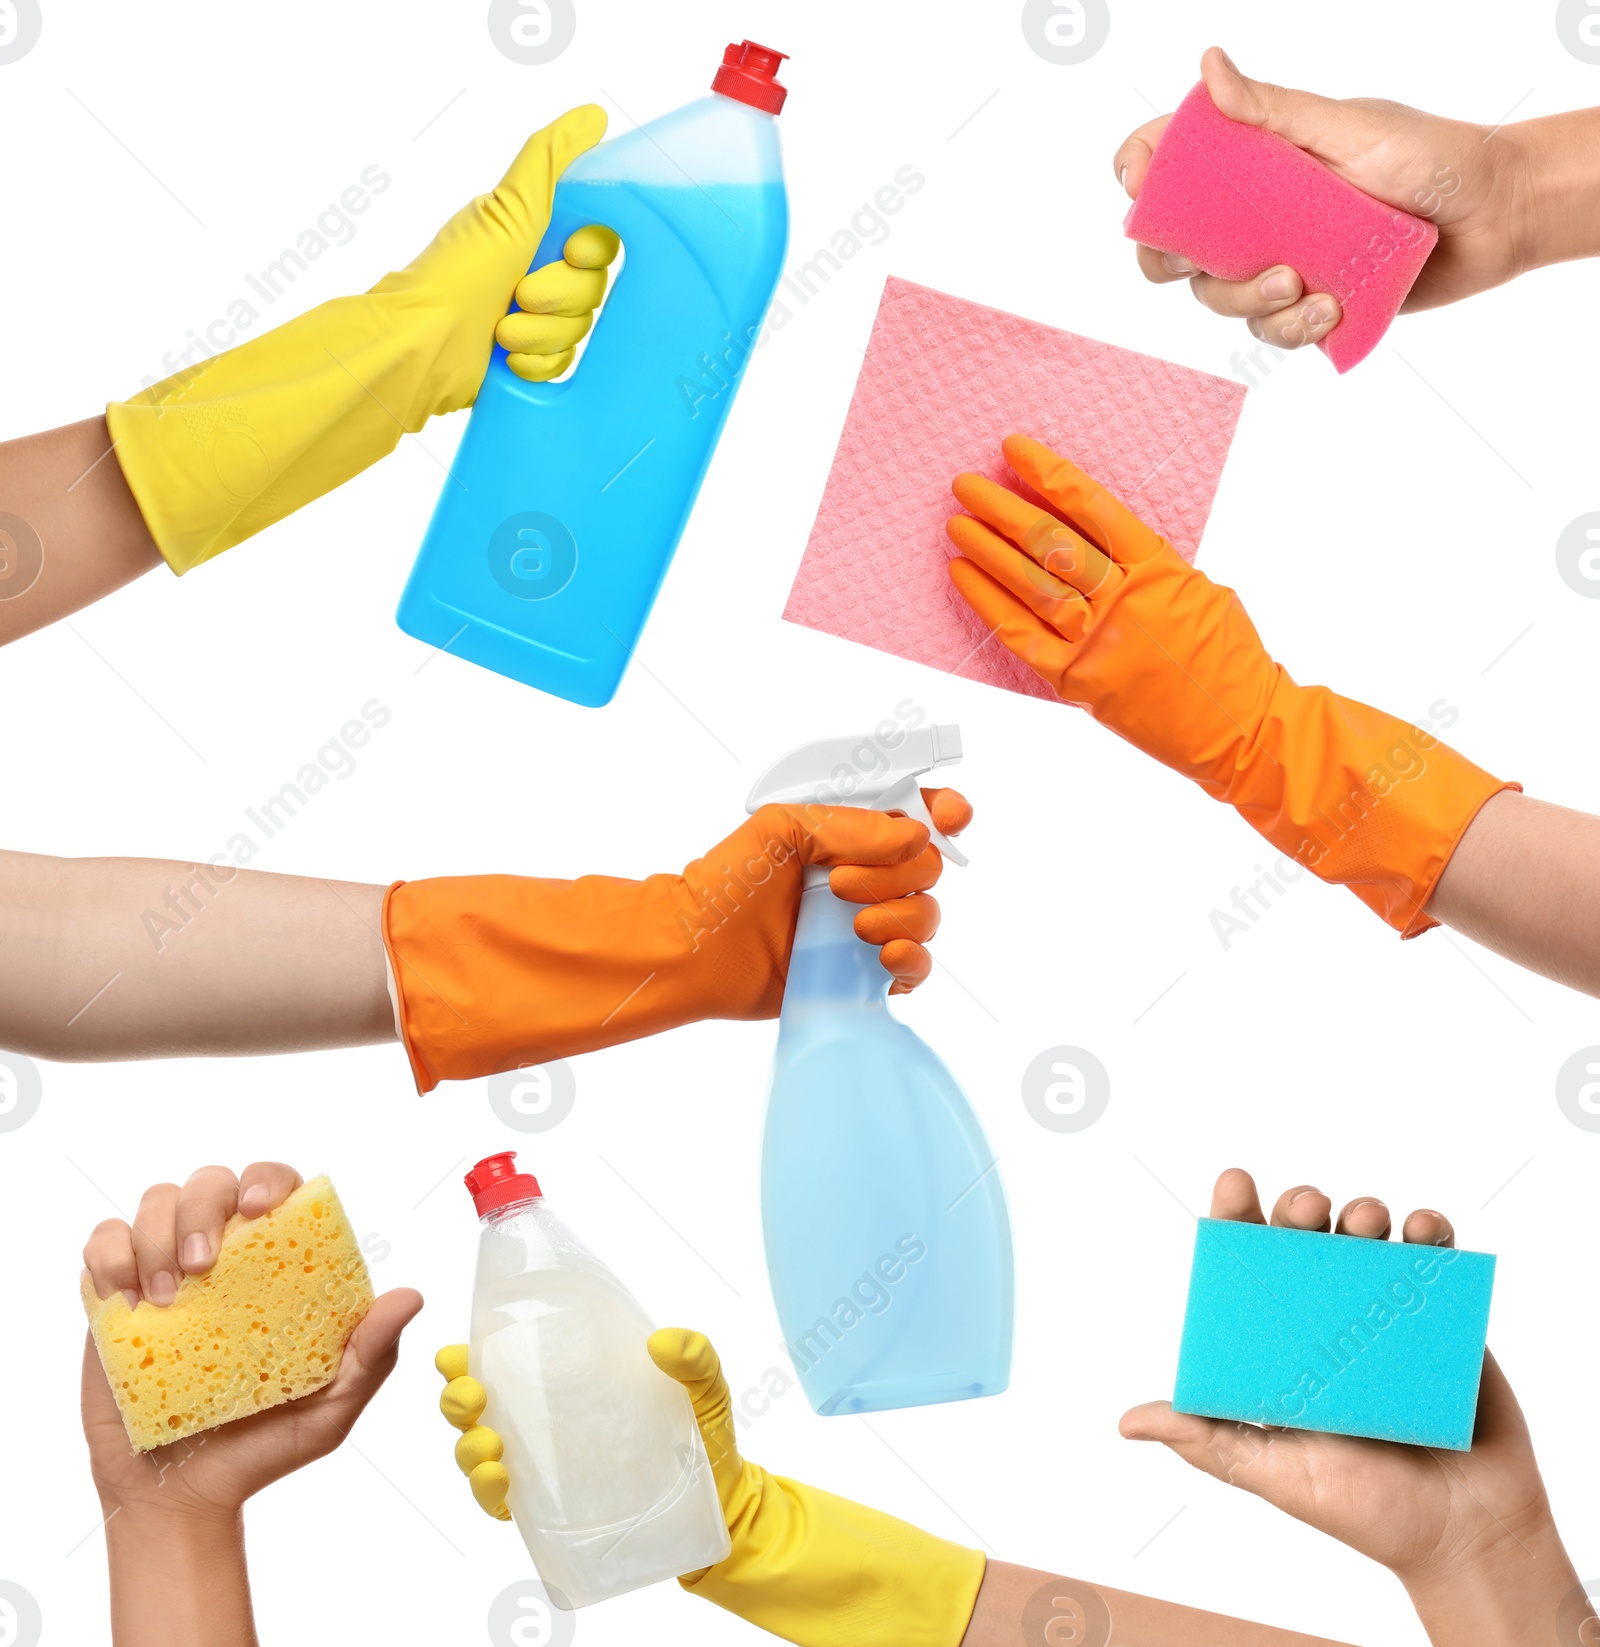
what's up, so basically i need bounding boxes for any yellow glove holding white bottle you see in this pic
[436,1330,986,1647]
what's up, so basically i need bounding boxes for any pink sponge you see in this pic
[1124,82,1437,372]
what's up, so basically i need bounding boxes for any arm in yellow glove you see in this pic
[437,1332,983,1647]
[438,1334,1360,1647]
[106,108,614,576]
[0,798,966,1068]
[0,117,617,648]
[946,435,1516,940]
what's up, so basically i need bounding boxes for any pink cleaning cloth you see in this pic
[1124,82,1437,373]
[782,276,1246,703]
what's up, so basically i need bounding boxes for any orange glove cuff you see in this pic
[381,872,766,1093]
[1225,680,1518,938]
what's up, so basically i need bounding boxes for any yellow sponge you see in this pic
[82,1175,373,1452]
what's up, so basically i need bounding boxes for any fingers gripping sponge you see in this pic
[83,1176,373,1452]
[1124,83,1438,372]
[1173,1219,1495,1451]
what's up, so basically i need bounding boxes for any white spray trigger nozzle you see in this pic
[745,723,969,868]
[875,773,967,867]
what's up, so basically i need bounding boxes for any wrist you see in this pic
[1399,1518,1579,1647]
[103,1501,254,1647]
[1502,109,1600,273]
[103,1492,244,1549]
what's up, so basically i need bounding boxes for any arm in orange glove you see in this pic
[0,797,968,1075]
[946,435,1514,939]
[384,792,971,1091]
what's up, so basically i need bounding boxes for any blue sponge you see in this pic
[1173,1219,1495,1451]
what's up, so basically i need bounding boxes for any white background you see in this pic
[3,2,1599,1643]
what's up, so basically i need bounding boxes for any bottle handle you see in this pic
[488,197,627,407]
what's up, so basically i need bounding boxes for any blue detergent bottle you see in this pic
[396,41,791,707]
[746,726,1015,1415]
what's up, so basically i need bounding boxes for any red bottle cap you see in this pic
[712,40,788,114]
[465,1152,542,1217]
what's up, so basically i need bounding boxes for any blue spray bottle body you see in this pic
[397,43,790,707]
[748,727,1015,1415]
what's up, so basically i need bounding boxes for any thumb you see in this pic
[648,1327,744,1496]
[1120,1400,1279,1492]
[1200,46,1362,167]
[319,1288,424,1423]
[487,105,608,255]
[1471,1349,1531,1448]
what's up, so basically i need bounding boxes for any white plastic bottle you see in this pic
[464,1152,730,1608]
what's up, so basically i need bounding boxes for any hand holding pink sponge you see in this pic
[1125,82,1437,372]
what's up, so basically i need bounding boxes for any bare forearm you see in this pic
[106,1509,256,1647]
[959,1561,1358,1647]
[1512,106,1600,271]
[1427,791,1600,996]
[0,417,161,646]
[0,850,394,1060]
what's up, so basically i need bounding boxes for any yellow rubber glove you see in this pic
[107,109,614,574]
[437,1334,985,1647]
[436,1345,512,1520]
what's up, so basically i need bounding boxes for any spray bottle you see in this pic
[746,725,1014,1415]
[397,41,791,707]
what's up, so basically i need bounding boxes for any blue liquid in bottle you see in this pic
[397,58,790,707]
[764,877,1015,1415]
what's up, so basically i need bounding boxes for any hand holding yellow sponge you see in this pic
[82,1175,372,1452]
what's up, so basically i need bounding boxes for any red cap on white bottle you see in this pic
[465,1152,542,1217]
[712,40,789,114]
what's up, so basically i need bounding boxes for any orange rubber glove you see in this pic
[946,436,1514,937]
[383,793,971,1092]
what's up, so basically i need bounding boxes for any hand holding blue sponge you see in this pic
[1174,1219,1495,1451]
